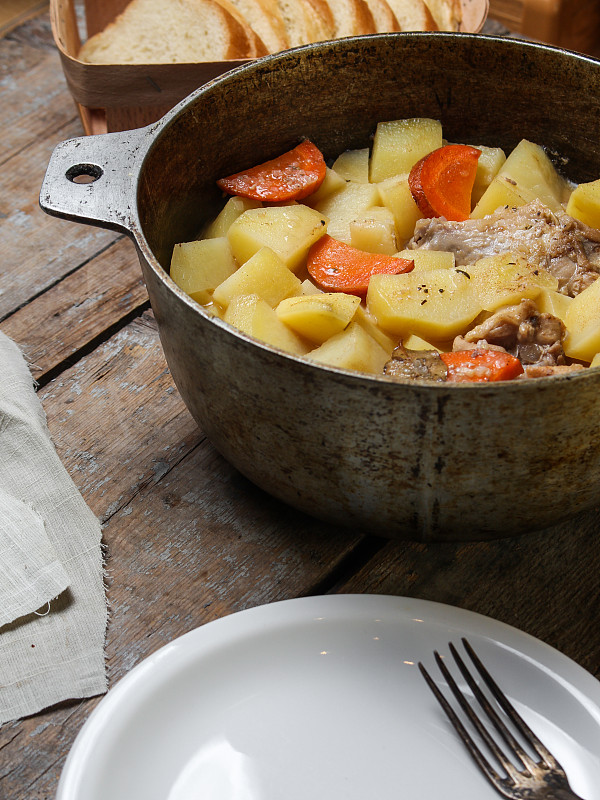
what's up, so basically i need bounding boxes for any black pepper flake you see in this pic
[421,299,427,305]
[439,288,444,293]
[533,270,539,275]
[456,269,471,279]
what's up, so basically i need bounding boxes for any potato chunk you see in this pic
[203,196,261,238]
[350,206,397,254]
[304,167,346,207]
[377,174,423,244]
[353,305,396,354]
[313,181,380,243]
[306,322,390,374]
[369,118,443,182]
[367,268,482,340]
[402,333,442,352]
[170,237,238,304]
[224,294,309,355]
[468,253,558,312]
[536,288,573,325]
[564,276,600,361]
[332,148,370,183]
[300,279,322,295]
[471,145,506,205]
[471,139,569,218]
[566,179,600,228]
[212,246,301,309]
[396,248,454,272]
[227,205,328,270]
[275,293,360,344]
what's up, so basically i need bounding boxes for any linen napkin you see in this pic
[0,331,107,725]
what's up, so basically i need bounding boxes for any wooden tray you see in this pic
[50,0,489,136]
[488,0,600,55]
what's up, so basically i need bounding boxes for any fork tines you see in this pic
[418,638,584,800]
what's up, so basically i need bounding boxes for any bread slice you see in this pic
[384,0,437,30]
[363,0,401,31]
[275,0,333,45]
[216,0,269,55]
[325,0,377,36]
[422,0,462,30]
[78,0,267,64]
[305,0,337,42]
[226,0,290,51]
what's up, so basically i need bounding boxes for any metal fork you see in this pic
[418,638,585,800]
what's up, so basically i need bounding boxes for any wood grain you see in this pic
[0,0,47,38]
[338,510,600,679]
[0,236,147,380]
[0,16,120,321]
[0,17,77,163]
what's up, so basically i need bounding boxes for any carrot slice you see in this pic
[440,349,524,382]
[216,140,326,202]
[307,235,414,295]
[409,144,481,222]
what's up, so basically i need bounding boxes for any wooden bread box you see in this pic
[50,0,254,134]
[50,0,489,135]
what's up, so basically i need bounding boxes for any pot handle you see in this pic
[39,127,152,234]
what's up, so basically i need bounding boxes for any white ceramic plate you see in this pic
[57,595,600,800]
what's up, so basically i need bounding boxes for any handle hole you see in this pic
[66,163,104,184]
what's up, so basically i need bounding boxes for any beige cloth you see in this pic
[0,332,107,725]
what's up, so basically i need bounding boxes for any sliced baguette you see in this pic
[325,0,377,37]
[226,0,290,51]
[422,0,462,30]
[363,0,401,31]
[384,0,437,30]
[79,0,266,64]
[305,0,337,42]
[276,0,333,46]
[214,0,268,55]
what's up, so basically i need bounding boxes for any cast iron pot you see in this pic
[40,33,600,541]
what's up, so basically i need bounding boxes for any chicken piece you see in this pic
[454,299,566,367]
[521,364,585,378]
[409,200,600,297]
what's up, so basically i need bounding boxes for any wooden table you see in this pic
[1,9,599,799]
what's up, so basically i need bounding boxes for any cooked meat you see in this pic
[384,345,447,382]
[522,364,585,378]
[408,200,600,297]
[454,299,566,366]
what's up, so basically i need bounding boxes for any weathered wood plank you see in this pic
[0,15,79,163]
[0,123,119,319]
[0,312,364,800]
[0,13,120,320]
[0,2,48,40]
[337,512,600,679]
[0,236,147,379]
